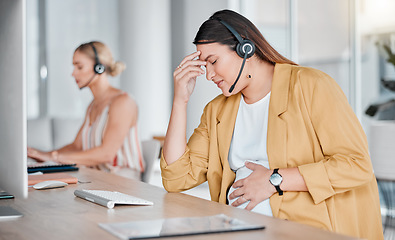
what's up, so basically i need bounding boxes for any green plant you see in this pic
[382,44,395,66]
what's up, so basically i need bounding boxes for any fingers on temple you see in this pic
[179,51,201,66]
[175,71,201,85]
[175,66,205,82]
[176,52,206,72]
[175,61,206,75]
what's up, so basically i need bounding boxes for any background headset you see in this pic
[90,42,105,74]
[79,42,105,89]
[217,19,255,93]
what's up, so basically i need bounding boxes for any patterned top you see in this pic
[81,96,144,176]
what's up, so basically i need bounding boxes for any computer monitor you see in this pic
[0,0,28,199]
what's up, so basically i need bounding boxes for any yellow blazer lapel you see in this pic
[216,93,241,171]
[268,63,292,217]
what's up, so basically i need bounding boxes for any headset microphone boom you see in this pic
[217,19,255,93]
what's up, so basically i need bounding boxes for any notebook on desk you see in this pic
[28,172,78,186]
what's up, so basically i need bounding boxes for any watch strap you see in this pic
[275,185,283,196]
[272,168,283,196]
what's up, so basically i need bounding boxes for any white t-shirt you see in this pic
[227,92,273,216]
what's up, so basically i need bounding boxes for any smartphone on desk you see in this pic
[0,190,14,199]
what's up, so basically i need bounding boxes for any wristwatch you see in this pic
[269,168,283,196]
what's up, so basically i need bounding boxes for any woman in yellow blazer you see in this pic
[161,9,383,240]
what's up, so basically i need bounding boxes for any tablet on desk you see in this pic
[99,214,265,239]
[0,206,23,220]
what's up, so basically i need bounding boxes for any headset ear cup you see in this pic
[236,40,255,59]
[235,43,243,58]
[94,63,105,74]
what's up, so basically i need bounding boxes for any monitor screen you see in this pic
[0,0,28,199]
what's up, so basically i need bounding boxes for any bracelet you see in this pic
[51,151,59,162]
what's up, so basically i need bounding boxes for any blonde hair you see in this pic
[75,41,126,77]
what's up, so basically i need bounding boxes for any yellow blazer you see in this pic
[161,63,383,240]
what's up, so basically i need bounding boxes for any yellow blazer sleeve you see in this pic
[160,105,210,192]
[297,69,374,204]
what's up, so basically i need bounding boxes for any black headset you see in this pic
[217,19,255,93]
[218,20,255,59]
[89,42,105,74]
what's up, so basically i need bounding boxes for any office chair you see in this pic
[141,139,161,183]
[369,121,395,238]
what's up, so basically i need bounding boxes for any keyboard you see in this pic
[28,163,79,174]
[74,190,153,209]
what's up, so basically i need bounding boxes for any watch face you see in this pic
[270,173,282,186]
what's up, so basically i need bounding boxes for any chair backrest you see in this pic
[369,120,395,180]
[27,117,53,151]
[27,117,83,151]
[52,117,83,149]
[141,139,161,183]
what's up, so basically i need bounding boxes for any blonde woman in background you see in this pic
[28,41,144,180]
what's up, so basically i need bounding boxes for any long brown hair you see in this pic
[193,9,297,66]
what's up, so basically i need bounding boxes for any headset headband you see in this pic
[211,17,255,93]
[218,20,244,44]
[89,42,105,74]
[89,42,101,65]
[214,18,255,59]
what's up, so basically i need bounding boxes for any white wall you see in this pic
[46,0,120,118]
[297,0,352,101]
[171,0,227,138]
[118,0,171,141]
[234,0,290,59]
